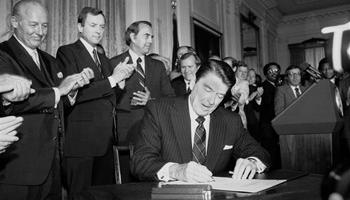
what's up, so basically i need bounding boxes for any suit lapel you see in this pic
[75,40,104,79]
[7,37,49,86]
[170,96,192,163]
[38,51,55,86]
[206,109,226,170]
[144,56,153,88]
[287,85,297,99]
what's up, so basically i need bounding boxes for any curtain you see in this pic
[0,0,125,57]
[305,47,325,69]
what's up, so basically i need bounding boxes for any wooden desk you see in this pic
[76,170,323,200]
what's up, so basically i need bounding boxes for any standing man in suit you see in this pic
[131,60,270,182]
[110,21,174,145]
[0,1,87,199]
[274,65,306,115]
[56,7,134,196]
[260,62,281,169]
[171,52,201,96]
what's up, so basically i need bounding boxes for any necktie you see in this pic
[295,87,301,98]
[192,116,206,165]
[93,49,103,75]
[135,57,145,89]
[186,82,191,93]
[32,50,40,70]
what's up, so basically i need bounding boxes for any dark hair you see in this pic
[263,62,281,75]
[223,57,237,64]
[196,60,235,88]
[78,7,105,26]
[125,21,152,46]
[148,53,159,57]
[12,0,44,18]
[318,58,331,71]
[179,52,201,67]
[256,74,262,86]
[285,65,301,74]
[177,46,196,55]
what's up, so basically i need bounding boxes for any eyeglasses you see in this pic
[267,68,280,74]
[288,72,301,77]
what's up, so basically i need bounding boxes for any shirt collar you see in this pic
[184,78,196,90]
[128,49,145,64]
[188,95,210,123]
[290,85,300,90]
[79,37,96,55]
[14,34,38,55]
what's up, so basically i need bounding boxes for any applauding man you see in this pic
[56,7,134,196]
[0,1,87,199]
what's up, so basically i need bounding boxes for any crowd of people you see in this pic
[0,0,349,200]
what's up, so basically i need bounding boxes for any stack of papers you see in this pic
[163,176,286,193]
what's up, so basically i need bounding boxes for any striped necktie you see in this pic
[192,116,206,165]
[93,49,103,74]
[135,57,145,89]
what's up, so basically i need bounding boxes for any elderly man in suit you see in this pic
[110,21,174,145]
[274,65,306,115]
[171,52,201,96]
[131,60,270,182]
[56,7,134,196]
[0,1,87,199]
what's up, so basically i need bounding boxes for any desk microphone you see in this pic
[299,62,323,80]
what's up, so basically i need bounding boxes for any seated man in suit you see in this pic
[131,60,271,183]
[171,52,201,96]
[274,65,306,115]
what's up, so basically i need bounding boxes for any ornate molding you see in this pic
[260,0,278,10]
[281,4,350,25]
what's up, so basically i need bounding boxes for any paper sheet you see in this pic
[163,177,286,193]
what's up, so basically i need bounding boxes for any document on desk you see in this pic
[163,177,286,193]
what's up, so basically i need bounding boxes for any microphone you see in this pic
[299,62,323,80]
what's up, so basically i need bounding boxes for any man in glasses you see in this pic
[260,62,281,170]
[275,65,306,115]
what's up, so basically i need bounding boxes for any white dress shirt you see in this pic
[13,34,60,108]
[156,97,266,182]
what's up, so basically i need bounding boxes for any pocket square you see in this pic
[223,145,233,150]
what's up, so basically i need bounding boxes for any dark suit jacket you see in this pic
[56,40,117,157]
[110,51,174,111]
[0,36,62,185]
[260,80,277,124]
[131,96,271,180]
[110,51,174,143]
[171,76,188,96]
[274,84,306,115]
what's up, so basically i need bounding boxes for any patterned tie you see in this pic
[135,57,145,89]
[192,116,206,165]
[93,49,103,76]
[295,87,301,98]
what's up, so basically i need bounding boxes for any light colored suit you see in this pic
[274,84,307,115]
